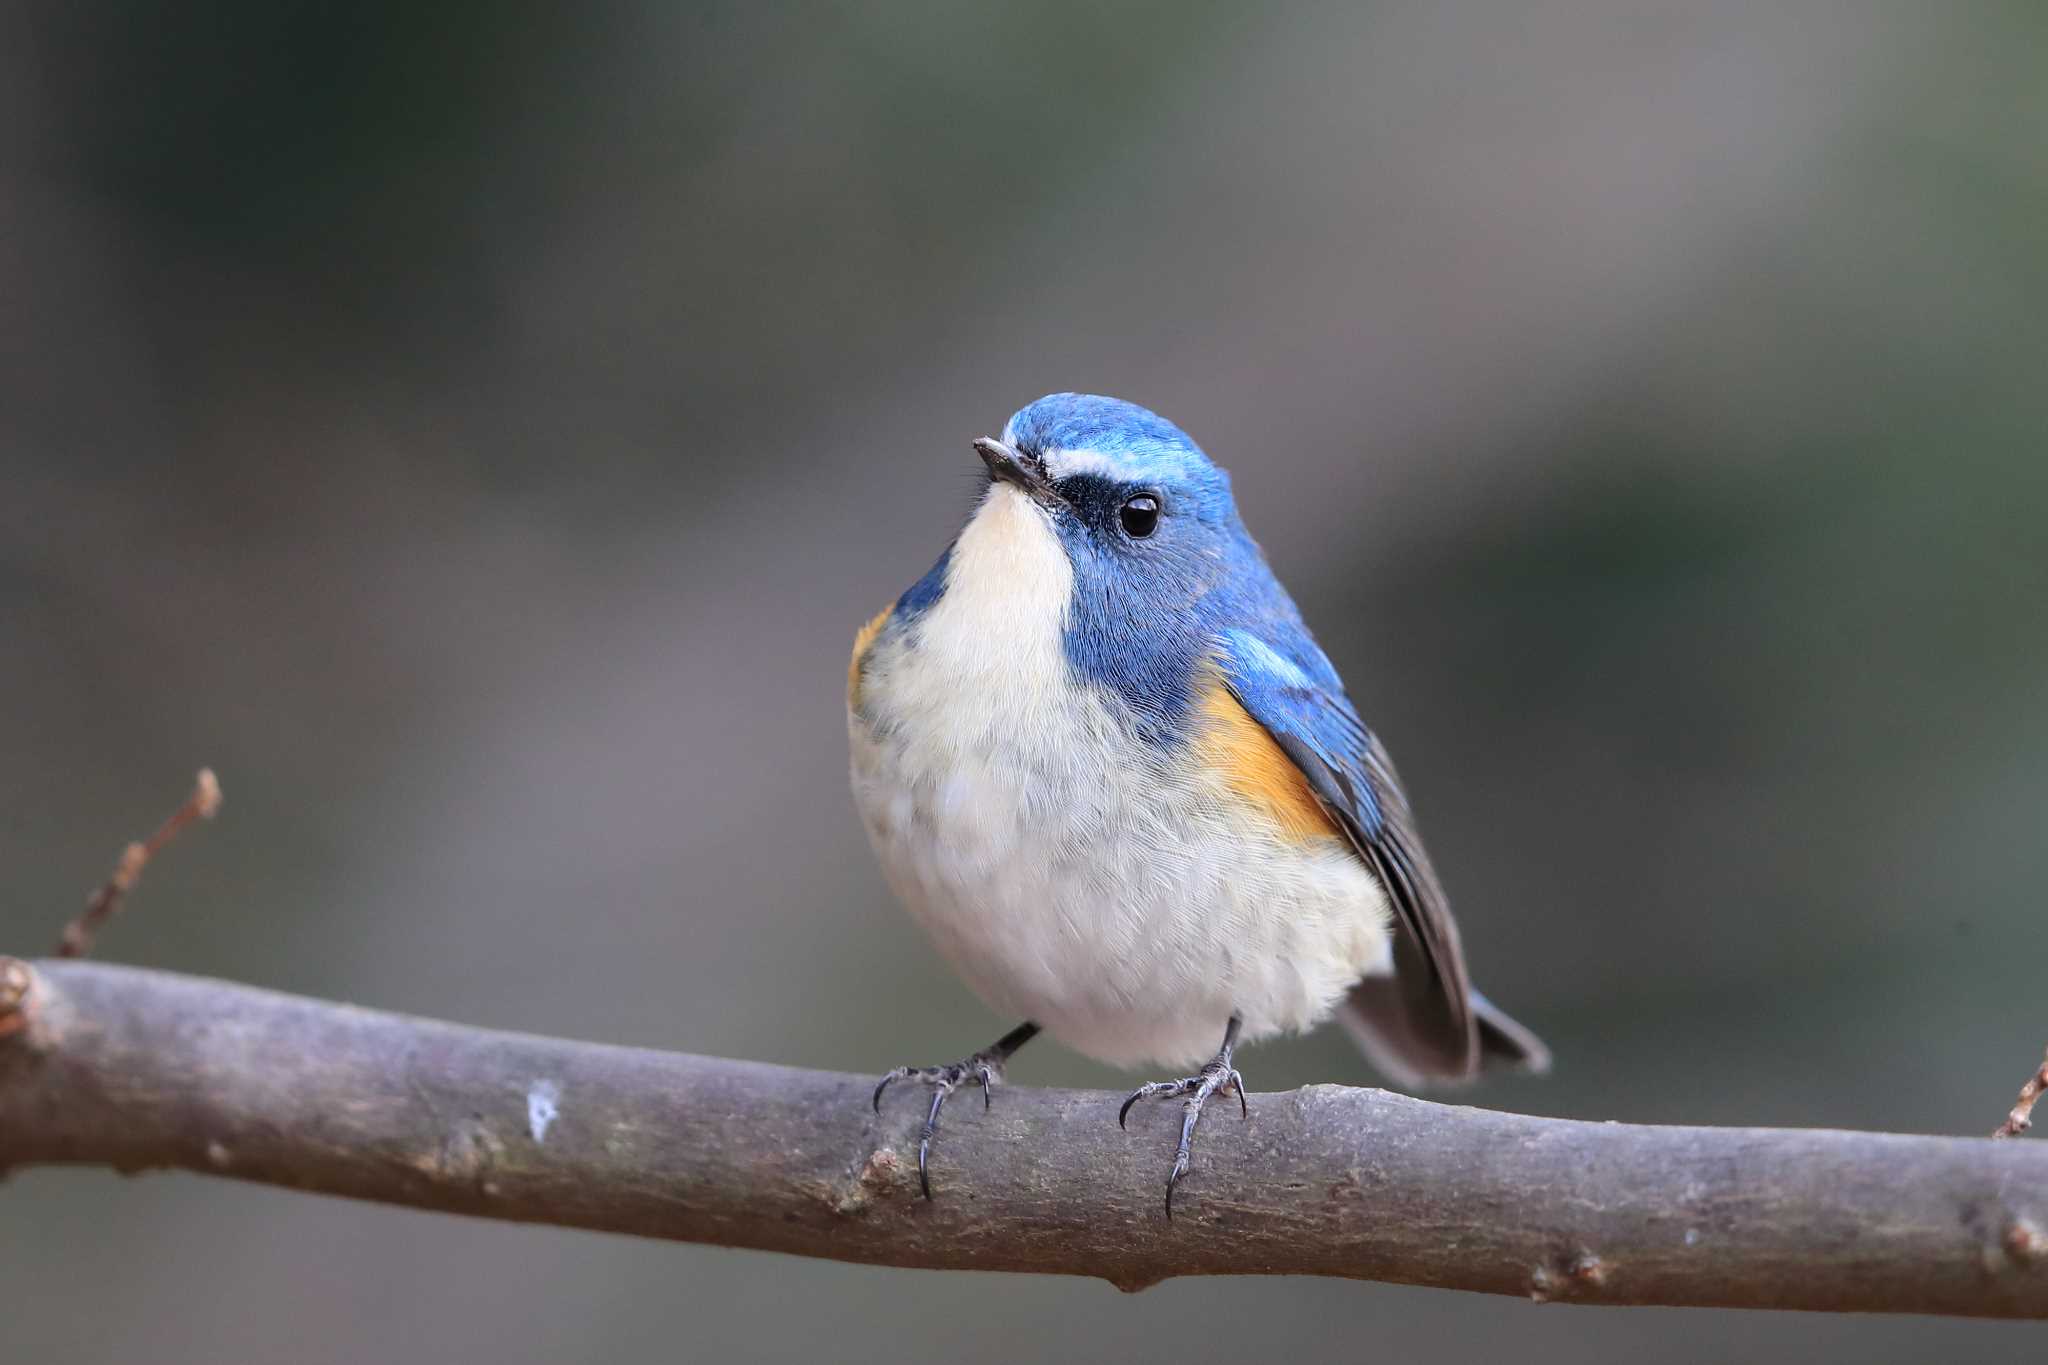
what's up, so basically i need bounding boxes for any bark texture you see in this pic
[3,957,2046,1315]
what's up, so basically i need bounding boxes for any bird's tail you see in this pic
[1338,983,1549,1090]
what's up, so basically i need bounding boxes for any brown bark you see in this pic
[3,957,2045,1315]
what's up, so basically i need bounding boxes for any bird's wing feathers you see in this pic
[1216,626,1480,1082]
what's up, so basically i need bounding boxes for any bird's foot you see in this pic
[872,1022,1038,1198]
[1118,1017,1247,1219]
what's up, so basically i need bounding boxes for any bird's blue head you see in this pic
[978,392,1245,602]
[901,393,1290,743]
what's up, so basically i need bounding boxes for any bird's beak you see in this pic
[974,437,1061,505]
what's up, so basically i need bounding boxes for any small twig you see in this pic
[1994,1046,2048,1139]
[0,958,31,1040]
[56,769,222,959]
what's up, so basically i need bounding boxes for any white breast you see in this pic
[849,485,1390,1070]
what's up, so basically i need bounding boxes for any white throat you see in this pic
[919,484,1073,686]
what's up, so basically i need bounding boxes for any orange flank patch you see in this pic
[1194,679,1345,846]
[847,606,892,708]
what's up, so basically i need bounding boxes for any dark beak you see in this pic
[974,437,1060,504]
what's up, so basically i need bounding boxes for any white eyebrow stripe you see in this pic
[1041,446,1146,482]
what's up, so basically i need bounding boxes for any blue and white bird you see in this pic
[850,393,1546,1213]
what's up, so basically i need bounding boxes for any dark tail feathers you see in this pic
[1338,983,1550,1090]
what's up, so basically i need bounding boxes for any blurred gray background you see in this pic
[5,2,2045,1360]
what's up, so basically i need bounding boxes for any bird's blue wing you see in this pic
[1216,624,1481,1082]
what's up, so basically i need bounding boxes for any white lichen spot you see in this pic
[526,1079,562,1143]
[205,1140,232,1168]
[1684,1227,1700,1247]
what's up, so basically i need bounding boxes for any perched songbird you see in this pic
[849,393,1547,1213]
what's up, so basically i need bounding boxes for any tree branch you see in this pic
[3,959,2046,1314]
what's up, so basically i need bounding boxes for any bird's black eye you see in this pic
[1119,493,1161,539]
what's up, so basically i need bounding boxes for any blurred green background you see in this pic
[5,3,2045,1360]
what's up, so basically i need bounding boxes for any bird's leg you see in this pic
[1118,1013,1247,1218]
[872,1020,1040,1198]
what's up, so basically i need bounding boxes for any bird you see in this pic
[848,393,1547,1215]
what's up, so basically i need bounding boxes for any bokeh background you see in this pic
[6,2,2046,1360]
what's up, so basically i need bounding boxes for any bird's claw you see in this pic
[1118,1054,1248,1219]
[1165,1148,1192,1218]
[1118,1061,1246,1128]
[872,1051,1010,1199]
[873,1059,1002,1111]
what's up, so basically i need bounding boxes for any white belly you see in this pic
[849,486,1390,1070]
